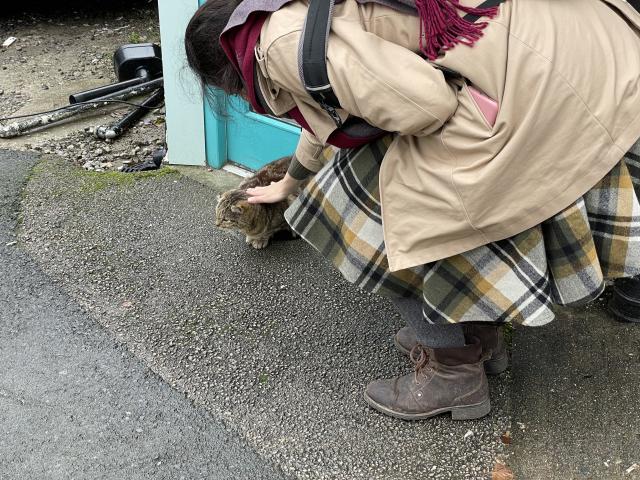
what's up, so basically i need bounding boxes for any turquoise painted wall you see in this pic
[199,1,301,170]
[204,95,301,170]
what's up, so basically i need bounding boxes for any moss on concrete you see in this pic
[74,166,179,193]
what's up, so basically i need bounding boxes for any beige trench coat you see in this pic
[256,0,640,271]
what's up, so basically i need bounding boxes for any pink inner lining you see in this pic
[468,85,498,127]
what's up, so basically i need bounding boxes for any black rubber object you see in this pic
[70,43,162,104]
[608,276,640,323]
[121,148,165,173]
[113,43,163,82]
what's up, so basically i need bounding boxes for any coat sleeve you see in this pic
[291,129,327,176]
[325,28,458,136]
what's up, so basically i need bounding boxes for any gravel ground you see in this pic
[511,299,640,479]
[1,149,285,480]
[18,156,512,479]
[0,1,165,171]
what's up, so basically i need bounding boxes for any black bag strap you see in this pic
[300,0,506,127]
[299,0,344,126]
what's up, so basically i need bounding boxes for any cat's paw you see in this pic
[249,237,270,249]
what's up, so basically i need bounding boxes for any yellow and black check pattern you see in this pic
[285,137,640,326]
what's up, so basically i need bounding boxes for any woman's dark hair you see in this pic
[185,0,244,112]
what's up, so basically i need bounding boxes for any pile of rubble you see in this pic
[0,1,165,172]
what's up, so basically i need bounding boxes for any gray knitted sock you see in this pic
[391,297,465,349]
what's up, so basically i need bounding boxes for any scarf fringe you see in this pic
[415,0,499,60]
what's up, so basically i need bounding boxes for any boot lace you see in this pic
[409,344,431,383]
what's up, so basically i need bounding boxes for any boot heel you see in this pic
[485,353,509,375]
[451,398,491,420]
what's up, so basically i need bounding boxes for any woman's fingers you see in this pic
[247,189,279,204]
[247,194,266,204]
[246,186,266,195]
[245,179,289,204]
[247,191,285,204]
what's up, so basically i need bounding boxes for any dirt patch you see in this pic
[0,1,166,171]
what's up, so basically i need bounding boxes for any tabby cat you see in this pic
[215,157,299,249]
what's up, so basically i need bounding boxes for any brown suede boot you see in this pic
[462,324,509,375]
[364,339,491,420]
[394,324,509,375]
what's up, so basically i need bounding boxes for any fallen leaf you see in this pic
[492,461,514,480]
[463,430,474,440]
[500,431,512,445]
[626,463,639,475]
[121,301,134,308]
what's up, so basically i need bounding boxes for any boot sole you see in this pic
[364,392,491,421]
[393,336,509,375]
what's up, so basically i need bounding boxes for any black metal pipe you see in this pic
[95,87,164,140]
[69,68,150,104]
[1,78,164,139]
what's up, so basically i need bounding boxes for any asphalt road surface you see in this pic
[0,150,285,480]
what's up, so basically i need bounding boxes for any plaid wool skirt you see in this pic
[284,136,640,326]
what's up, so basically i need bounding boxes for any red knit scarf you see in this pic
[415,0,499,60]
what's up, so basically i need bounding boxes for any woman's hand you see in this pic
[246,173,303,204]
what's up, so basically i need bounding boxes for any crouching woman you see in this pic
[185,0,640,420]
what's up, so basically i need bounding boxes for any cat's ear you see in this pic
[231,200,250,214]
